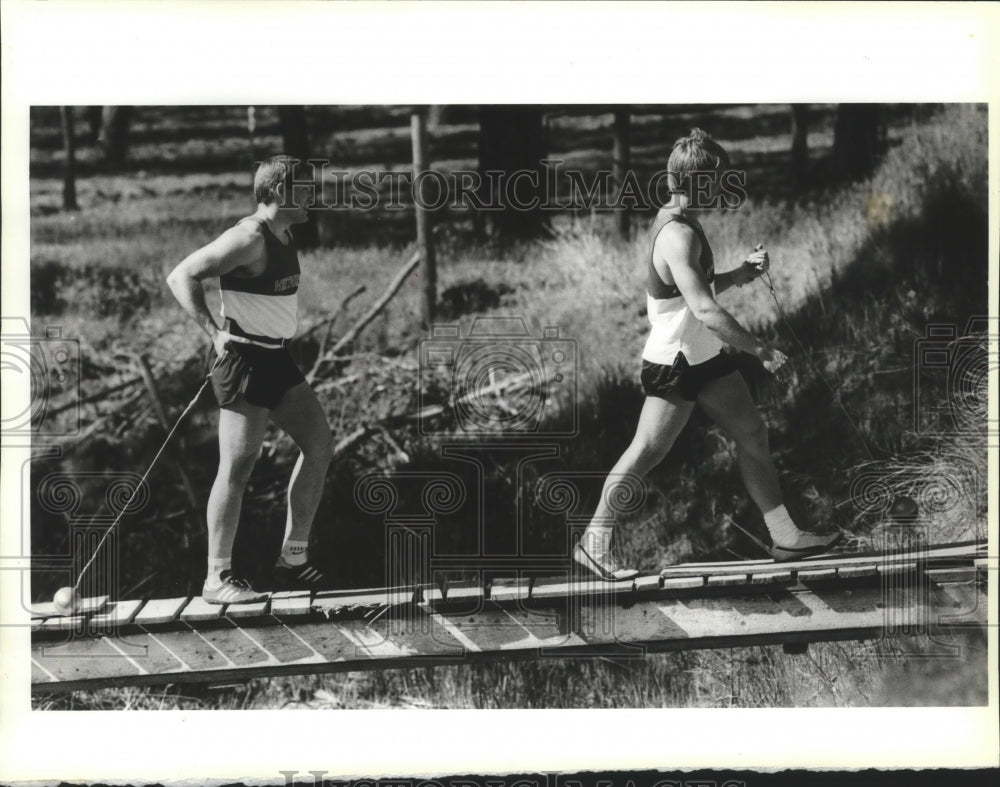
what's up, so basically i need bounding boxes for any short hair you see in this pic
[667,128,730,194]
[253,155,302,205]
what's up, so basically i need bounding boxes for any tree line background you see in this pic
[51,103,892,242]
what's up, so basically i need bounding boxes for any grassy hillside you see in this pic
[28,104,989,709]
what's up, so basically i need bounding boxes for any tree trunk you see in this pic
[428,105,449,129]
[790,103,809,191]
[86,106,103,144]
[831,104,885,181]
[477,106,547,242]
[277,106,319,248]
[97,106,131,165]
[612,110,631,239]
[60,107,79,211]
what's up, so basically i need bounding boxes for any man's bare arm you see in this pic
[714,245,769,295]
[166,225,263,342]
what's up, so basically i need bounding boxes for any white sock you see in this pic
[206,557,231,587]
[579,525,613,559]
[279,539,309,566]
[763,505,801,545]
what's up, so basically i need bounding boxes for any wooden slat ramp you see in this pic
[30,540,990,692]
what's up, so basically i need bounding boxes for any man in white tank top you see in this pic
[167,156,336,603]
[573,130,843,581]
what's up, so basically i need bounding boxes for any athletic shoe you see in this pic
[572,543,639,582]
[771,531,845,562]
[202,571,269,605]
[272,558,333,591]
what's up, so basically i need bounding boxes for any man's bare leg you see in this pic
[269,381,335,567]
[696,372,842,558]
[578,393,695,579]
[206,395,270,580]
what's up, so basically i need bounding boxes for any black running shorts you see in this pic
[206,341,305,410]
[640,350,741,402]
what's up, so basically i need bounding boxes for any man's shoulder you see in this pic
[219,218,266,248]
[654,219,700,260]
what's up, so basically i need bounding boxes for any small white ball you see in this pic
[53,586,80,616]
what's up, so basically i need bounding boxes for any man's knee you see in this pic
[303,431,336,466]
[733,415,769,453]
[218,451,258,486]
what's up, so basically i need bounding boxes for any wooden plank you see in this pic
[33,636,147,683]
[225,600,270,619]
[237,622,321,664]
[271,590,311,599]
[530,577,636,601]
[180,597,225,623]
[836,565,878,579]
[706,573,751,587]
[657,541,981,579]
[90,599,144,628]
[125,633,189,674]
[32,658,57,685]
[425,604,544,652]
[312,589,393,616]
[489,578,532,602]
[144,629,231,670]
[432,583,485,603]
[197,624,272,666]
[493,605,589,651]
[133,597,190,626]
[750,570,793,584]
[30,595,109,619]
[287,620,362,662]
[877,562,918,578]
[797,568,838,582]
[633,575,662,592]
[661,576,705,590]
[39,614,89,632]
[271,594,313,618]
[925,567,980,584]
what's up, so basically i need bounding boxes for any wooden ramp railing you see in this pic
[29,540,989,693]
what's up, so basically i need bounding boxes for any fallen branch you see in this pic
[304,284,368,382]
[45,374,143,418]
[332,424,378,460]
[62,388,147,450]
[331,251,420,356]
[298,284,367,342]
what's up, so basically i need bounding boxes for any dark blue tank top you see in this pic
[646,211,714,300]
[220,217,300,297]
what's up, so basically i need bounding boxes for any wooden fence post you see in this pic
[613,109,631,239]
[411,109,437,328]
[60,107,79,211]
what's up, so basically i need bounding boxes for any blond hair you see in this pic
[666,128,730,194]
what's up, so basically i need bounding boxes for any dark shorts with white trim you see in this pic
[206,341,305,410]
[640,350,741,402]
